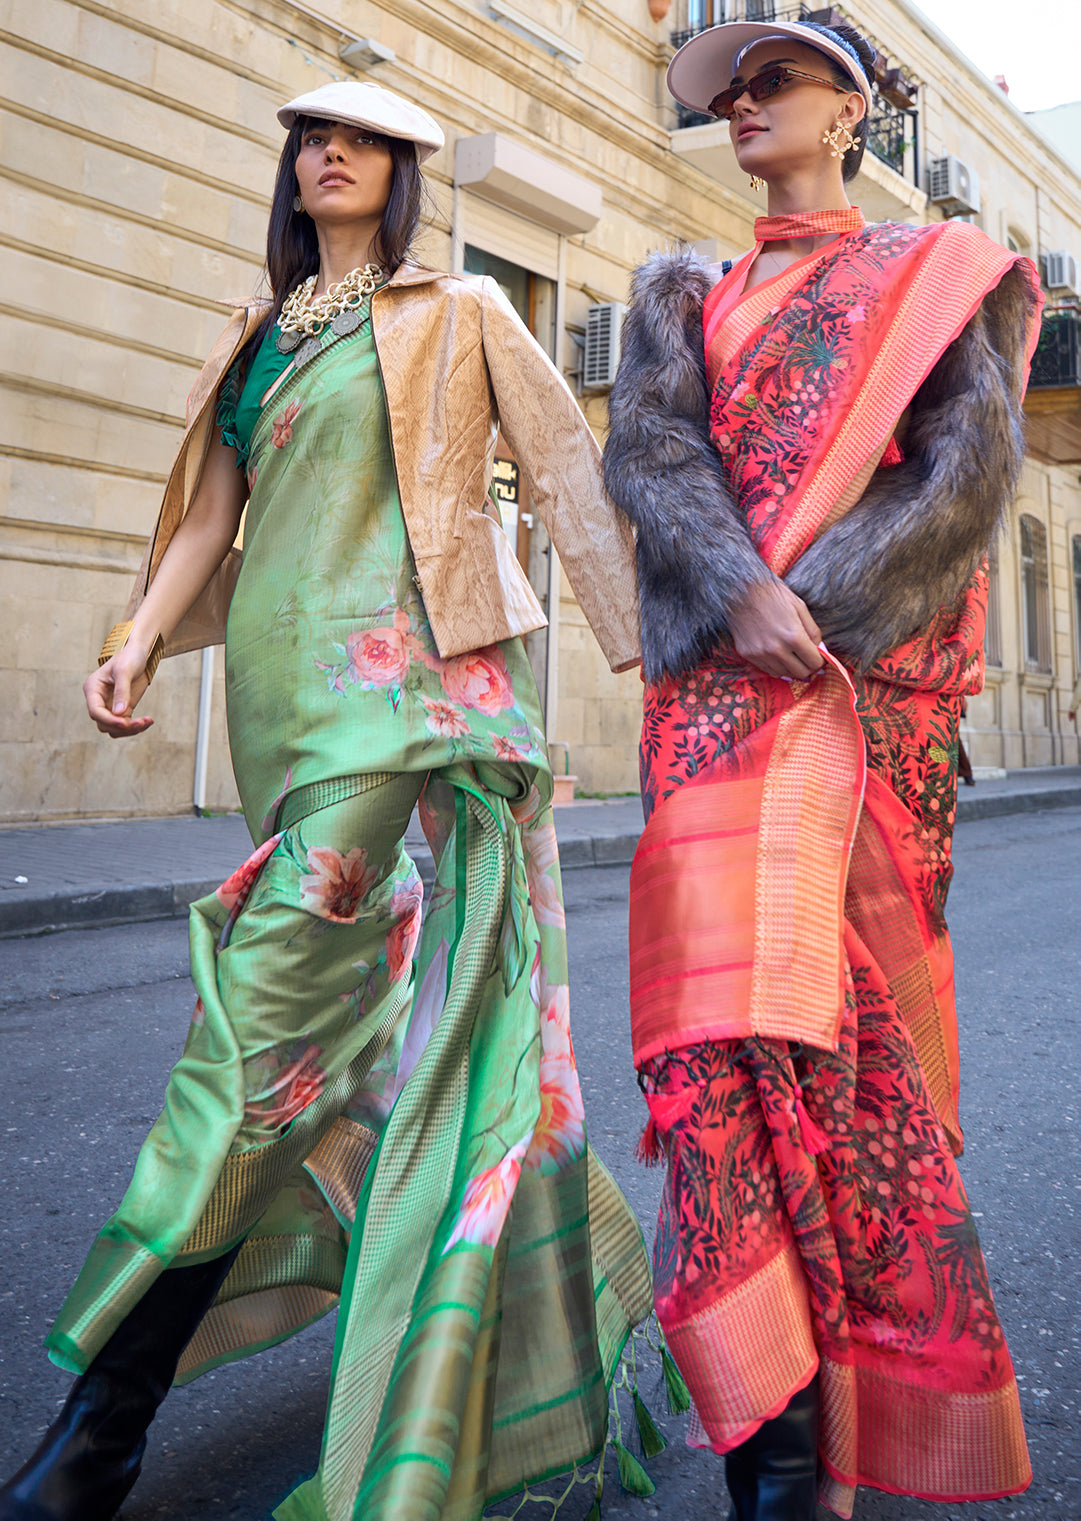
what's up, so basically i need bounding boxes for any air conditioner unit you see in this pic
[1042,250,1080,297]
[582,302,626,390]
[927,155,980,217]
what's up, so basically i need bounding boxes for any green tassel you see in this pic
[584,1505,601,1521]
[662,1346,691,1415]
[632,1389,667,1459]
[614,1440,656,1497]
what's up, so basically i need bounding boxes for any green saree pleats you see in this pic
[46,759,651,1521]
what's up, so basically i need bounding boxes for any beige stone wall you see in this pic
[3,0,1080,822]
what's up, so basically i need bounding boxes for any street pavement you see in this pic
[2,767,1081,939]
[0,807,1078,1518]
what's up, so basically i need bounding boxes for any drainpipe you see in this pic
[193,645,215,814]
[544,235,569,736]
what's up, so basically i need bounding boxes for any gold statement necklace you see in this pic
[276,262,383,366]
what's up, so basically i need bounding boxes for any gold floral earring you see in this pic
[749,174,765,192]
[822,120,857,158]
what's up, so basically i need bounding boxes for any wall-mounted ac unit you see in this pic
[927,155,980,217]
[1042,250,1080,298]
[582,302,626,390]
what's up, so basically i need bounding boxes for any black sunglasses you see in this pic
[709,64,846,122]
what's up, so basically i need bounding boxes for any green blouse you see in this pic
[217,323,293,469]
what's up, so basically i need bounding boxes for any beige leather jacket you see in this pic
[126,263,640,672]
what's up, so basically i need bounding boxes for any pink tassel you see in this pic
[793,1087,830,1157]
[636,1086,700,1167]
[636,1116,663,1165]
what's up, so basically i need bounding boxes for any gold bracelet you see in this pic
[98,621,166,684]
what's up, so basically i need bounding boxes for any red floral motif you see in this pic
[386,875,424,982]
[271,399,301,448]
[346,608,418,688]
[525,977,585,1172]
[443,1134,531,1252]
[299,845,379,923]
[215,833,283,913]
[521,815,564,928]
[245,1042,326,1130]
[491,734,526,762]
[422,697,471,738]
[439,647,514,715]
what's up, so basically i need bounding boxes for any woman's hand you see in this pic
[83,429,248,740]
[84,643,155,738]
[728,579,824,680]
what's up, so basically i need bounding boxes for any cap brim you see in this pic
[276,99,443,163]
[667,21,872,115]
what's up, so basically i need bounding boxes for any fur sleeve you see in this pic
[785,263,1038,669]
[602,249,775,682]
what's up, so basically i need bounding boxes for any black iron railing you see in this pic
[1030,309,1081,388]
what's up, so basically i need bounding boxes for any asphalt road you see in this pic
[0,808,1078,1520]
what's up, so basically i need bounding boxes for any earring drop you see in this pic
[293,194,305,213]
[822,121,856,158]
[749,175,765,192]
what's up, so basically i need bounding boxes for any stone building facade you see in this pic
[2,0,1081,822]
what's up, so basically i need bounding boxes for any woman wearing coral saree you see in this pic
[2,81,650,1521]
[604,18,1038,1520]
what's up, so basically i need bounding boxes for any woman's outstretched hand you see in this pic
[728,579,825,680]
[84,645,155,738]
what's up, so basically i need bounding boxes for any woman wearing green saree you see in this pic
[1,81,650,1521]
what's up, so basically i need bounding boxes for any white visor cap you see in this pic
[277,80,445,163]
[667,21,873,115]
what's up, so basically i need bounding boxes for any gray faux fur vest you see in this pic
[602,245,1037,682]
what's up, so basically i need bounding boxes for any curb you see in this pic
[954,784,1081,822]
[2,786,1078,939]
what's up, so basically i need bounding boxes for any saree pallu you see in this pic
[629,220,1039,1515]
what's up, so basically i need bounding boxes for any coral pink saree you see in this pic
[630,218,1039,1515]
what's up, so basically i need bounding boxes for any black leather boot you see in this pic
[724,1376,820,1521]
[0,1244,242,1521]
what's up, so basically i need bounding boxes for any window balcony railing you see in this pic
[1029,308,1081,388]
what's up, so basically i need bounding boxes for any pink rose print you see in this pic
[299,845,379,923]
[439,647,515,716]
[244,1042,326,1129]
[522,816,565,928]
[346,608,418,688]
[386,875,424,982]
[443,1133,531,1253]
[422,698,471,738]
[492,734,526,762]
[528,1065,586,1172]
[271,399,301,448]
[215,833,283,914]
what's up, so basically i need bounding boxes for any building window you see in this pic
[1019,514,1052,672]
[985,539,1003,666]
[463,245,556,358]
[1073,534,1081,669]
[1006,227,1031,255]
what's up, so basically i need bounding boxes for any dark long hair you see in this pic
[800,22,878,183]
[241,116,426,369]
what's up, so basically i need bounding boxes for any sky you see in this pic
[914,0,1081,113]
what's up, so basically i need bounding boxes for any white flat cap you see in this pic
[668,21,873,115]
[277,81,445,162]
